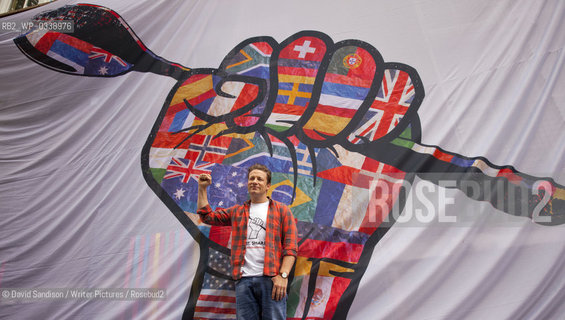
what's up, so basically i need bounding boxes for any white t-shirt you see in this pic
[241,201,269,277]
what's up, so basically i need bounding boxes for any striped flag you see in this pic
[303,45,378,140]
[194,249,236,320]
[266,36,328,133]
[22,30,131,76]
[194,288,236,320]
[29,31,91,74]
[222,41,274,127]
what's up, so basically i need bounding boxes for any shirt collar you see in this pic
[245,196,272,206]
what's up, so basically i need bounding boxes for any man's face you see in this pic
[248,169,271,198]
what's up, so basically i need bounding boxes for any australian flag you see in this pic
[85,46,131,76]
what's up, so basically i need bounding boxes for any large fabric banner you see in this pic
[1,0,565,319]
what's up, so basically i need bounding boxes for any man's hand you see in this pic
[271,275,288,301]
[198,173,212,189]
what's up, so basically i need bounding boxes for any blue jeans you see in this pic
[235,276,287,320]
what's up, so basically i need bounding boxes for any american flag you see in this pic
[194,249,236,319]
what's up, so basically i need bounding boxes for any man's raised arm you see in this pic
[197,173,212,210]
[196,173,232,226]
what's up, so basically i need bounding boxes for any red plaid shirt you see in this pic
[197,198,298,280]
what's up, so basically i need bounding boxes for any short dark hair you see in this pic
[247,163,271,184]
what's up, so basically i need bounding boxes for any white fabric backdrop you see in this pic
[1,0,564,319]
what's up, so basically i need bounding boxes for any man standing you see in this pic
[197,164,298,320]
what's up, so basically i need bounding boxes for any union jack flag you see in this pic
[163,157,214,183]
[348,69,414,144]
[89,46,128,66]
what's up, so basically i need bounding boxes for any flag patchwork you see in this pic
[407,142,527,184]
[331,184,372,232]
[194,288,236,320]
[160,162,200,213]
[164,164,247,244]
[223,42,273,126]
[303,46,377,140]
[202,164,247,247]
[313,157,406,233]
[207,79,262,128]
[299,238,363,263]
[195,248,236,320]
[223,133,295,174]
[313,178,345,225]
[25,29,56,51]
[207,164,248,209]
[207,247,233,278]
[311,275,350,319]
[228,150,294,174]
[32,31,91,74]
[151,131,197,150]
[348,69,413,143]
[158,99,195,133]
[266,36,327,132]
[355,160,406,233]
[400,141,565,216]
[269,174,320,219]
[169,74,220,118]
[297,220,369,245]
[231,82,263,127]
[496,168,524,185]
[25,30,131,75]
[315,148,343,173]
[222,134,265,164]
[170,72,265,130]
[316,165,361,186]
[290,143,318,176]
[139,31,433,320]
[295,275,333,319]
[161,161,248,216]
[358,173,405,234]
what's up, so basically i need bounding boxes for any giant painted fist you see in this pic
[144,29,426,320]
[14,4,565,320]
